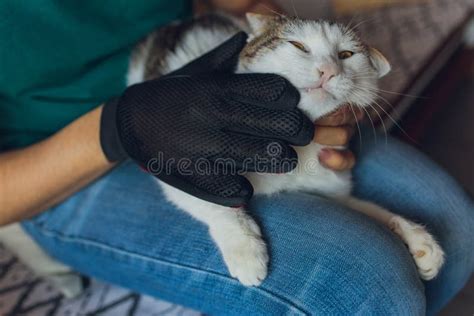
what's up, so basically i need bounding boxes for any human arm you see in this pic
[0,106,114,226]
[0,30,359,225]
[0,33,312,224]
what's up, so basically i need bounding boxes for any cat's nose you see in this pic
[318,64,339,84]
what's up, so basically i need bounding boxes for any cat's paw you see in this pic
[224,234,269,286]
[212,215,269,286]
[389,216,445,280]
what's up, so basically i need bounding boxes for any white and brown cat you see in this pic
[128,13,444,286]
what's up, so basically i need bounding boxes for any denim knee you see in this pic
[249,194,426,315]
[353,133,474,314]
[423,186,474,314]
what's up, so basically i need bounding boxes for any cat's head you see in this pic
[238,13,391,121]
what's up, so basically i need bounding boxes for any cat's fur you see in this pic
[128,13,444,286]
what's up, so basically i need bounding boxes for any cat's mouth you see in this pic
[300,84,335,98]
[300,83,324,94]
[301,84,322,93]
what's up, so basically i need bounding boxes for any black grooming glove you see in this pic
[100,32,314,206]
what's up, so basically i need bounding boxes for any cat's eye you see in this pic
[288,41,309,53]
[338,50,354,59]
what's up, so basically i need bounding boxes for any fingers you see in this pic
[225,74,300,110]
[319,149,355,171]
[222,74,313,146]
[205,133,298,173]
[222,102,314,146]
[316,105,365,127]
[313,107,360,172]
[313,125,354,146]
[157,172,254,207]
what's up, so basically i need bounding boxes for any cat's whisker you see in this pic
[345,73,376,78]
[347,78,377,81]
[361,105,377,145]
[351,88,388,147]
[346,73,376,76]
[348,69,377,74]
[368,90,399,114]
[365,86,428,99]
[371,101,419,145]
[345,72,378,80]
[254,2,287,18]
[345,11,360,32]
[353,86,397,113]
[356,89,402,135]
[368,100,388,147]
[290,0,299,19]
[375,94,397,113]
[347,69,377,75]
[347,76,378,80]
[347,100,363,150]
[346,16,378,34]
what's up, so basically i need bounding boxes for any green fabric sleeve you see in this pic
[0,0,191,149]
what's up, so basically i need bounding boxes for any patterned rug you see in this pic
[0,244,200,316]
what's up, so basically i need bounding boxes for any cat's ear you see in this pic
[368,47,391,78]
[246,13,277,36]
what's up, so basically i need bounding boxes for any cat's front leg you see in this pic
[342,197,445,280]
[207,207,268,286]
[160,182,268,286]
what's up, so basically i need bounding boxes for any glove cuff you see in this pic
[100,98,128,162]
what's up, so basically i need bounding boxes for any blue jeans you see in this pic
[23,133,474,315]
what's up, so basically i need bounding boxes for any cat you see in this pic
[127,13,444,286]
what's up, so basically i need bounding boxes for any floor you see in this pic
[0,243,199,315]
[420,61,474,315]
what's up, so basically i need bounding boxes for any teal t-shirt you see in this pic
[0,0,191,150]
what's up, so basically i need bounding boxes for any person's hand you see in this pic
[100,32,314,207]
[314,106,364,171]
